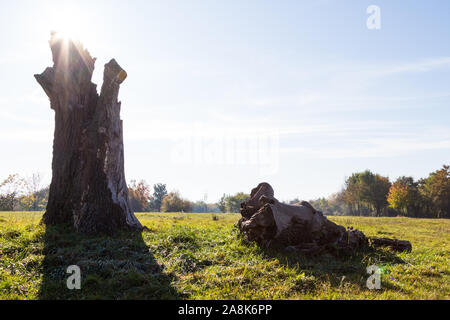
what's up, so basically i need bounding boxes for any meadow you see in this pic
[0,211,448,300]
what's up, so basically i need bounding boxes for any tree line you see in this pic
[128,182,250,213]
[303,165,449,218]
[1,164,448,218]
[0,174,48,211]
[0,175,226,213]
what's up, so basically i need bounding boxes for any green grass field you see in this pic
[0,212,448,300]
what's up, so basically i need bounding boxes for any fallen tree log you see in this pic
[368,237,412,252]
[237,183,412,254]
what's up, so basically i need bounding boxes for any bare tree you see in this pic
[0,174,24,211]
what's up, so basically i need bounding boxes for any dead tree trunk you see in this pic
[35,32,143,234]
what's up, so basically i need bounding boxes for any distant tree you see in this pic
[161,191,192,212]
[34,186,49,211]
[327,191,347,215]
[369,174,391,216]
[0,174,24,211]
[0,173,49,211]
[308,198,327,211]
[206,203,220,213]
[386,176,424,217]
[191,201,220,213]
[217,194,227,213]
[128,179,151,212]
[225,192,249,213]
[152,183,168,212]
[288,197,301,205]
[18,186,50,211]
[192,200,208,213]
[421,165,450,218]
[20,173,47,211]
[288,193,348,216]
[418,176,435,217]
[343,173,364,215]
[387,181,410,215]
[343,170,391,216]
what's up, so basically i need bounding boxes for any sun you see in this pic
[51,24,86,45]
[51,31,73,44]
[47,5,94,49]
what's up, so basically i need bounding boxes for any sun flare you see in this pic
[51,26,86,45]
[47,6,94,49]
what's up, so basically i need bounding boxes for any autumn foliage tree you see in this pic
[128,180,151,212]
[387,181,410,215]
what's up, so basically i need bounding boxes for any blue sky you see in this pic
[1,0,449,202]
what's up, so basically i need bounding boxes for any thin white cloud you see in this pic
[281,129,450,159]
[375,57,450,76]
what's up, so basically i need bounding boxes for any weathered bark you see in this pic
[35,33,143,234]
[240,182,274,219]
[237,183,412,254]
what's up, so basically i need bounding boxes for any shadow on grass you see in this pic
[38,224,180,299]
[255,242,407,293]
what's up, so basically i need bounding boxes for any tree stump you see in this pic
[237,183,412,254]
[35,33,143,234]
